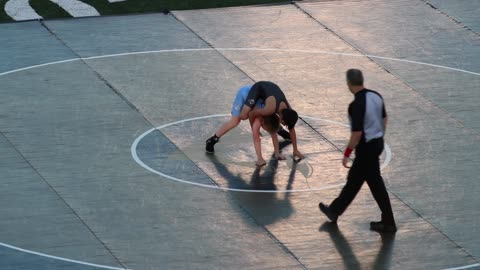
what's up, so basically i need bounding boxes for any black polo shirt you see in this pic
[349,88,387,143]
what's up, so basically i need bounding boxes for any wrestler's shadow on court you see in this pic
[207,141,297,226]
[319,222,396,270]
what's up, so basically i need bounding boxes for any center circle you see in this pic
[131,114,392,193]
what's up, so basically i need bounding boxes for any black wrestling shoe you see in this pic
[205,136,219,153]
[319,203,338,223]
[277,127,291,141]
[205,136,219,154]
[370,221,397,232]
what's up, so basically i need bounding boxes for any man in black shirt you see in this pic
[240,81,304,162]
[319,69,396,232]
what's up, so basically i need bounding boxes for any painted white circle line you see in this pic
[441,263,480,270]
[301,115,393,170]
[131,114,392,193]
[1,48,480,77]
[0,242,131,270]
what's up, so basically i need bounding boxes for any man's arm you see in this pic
[251,117,266,166]
[239,106,252,120]
[289,127,305,160]
[383,116,388,133]
[248,97,276,118]
[343,98,365,167]
[270,132,285,160]
[382,100,388,133]
[342,131,362,168]
[346,131,362,150]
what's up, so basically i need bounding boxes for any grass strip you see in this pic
[29,0,71,20]
[81,0,288,15]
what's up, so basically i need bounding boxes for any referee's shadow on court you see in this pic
[319,222,396,270]
[207,140,297,225]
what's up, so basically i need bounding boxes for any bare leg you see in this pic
[215,116,241,138]
[206,116,241,153]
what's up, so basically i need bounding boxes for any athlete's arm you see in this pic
[289,127,305,160]
[239,106,252,120]
[248,97,276,118]
[252,117,266,166]
[270,132,285,160]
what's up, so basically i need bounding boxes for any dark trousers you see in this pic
[330,138,395,225]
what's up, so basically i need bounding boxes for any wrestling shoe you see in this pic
[205,135,219,153]
[277,127,291,141]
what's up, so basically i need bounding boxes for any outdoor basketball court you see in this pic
[1,0,479,269]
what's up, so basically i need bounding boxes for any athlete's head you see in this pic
[281,108,298,130]
[262,114,280,134]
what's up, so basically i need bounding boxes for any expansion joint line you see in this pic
[37,20,130,270]
[421,0,480,37]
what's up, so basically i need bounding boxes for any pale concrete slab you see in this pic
[298,0,480,132]
[0,132,121,267]
[0,246,110,270]
[0,21,75,73]
[43,13,207,58]
[426,0,480,34]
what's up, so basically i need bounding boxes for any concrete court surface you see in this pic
[0,0,479,269]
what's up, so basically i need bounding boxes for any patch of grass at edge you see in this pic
[80,0,289,16]
[0,0,289,23]
[29,0,71,20]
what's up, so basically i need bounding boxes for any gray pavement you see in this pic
[426,0,480,35]
[1,1,479,269]
[0,21,75,73]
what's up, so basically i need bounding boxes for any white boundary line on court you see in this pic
[0,242,130,270]
[0,47,478,270]
[1,48,480,77]
[442,264,480,270]
[131,114,392,193]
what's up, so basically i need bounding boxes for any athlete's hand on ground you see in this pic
[275,153,286,160]
[342,157,351,168]
[293,150,305,160]
[256,159,267,167]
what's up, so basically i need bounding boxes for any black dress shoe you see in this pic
[319,203,338,223]
[370,221,397,232]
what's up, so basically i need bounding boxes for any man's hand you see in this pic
[256,159,267,167]
[293,149,305,161]
[342,157,351,168]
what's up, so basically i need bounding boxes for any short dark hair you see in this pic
[263,114,280,134]
[346,69,364,86]
[282,109,298,130]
